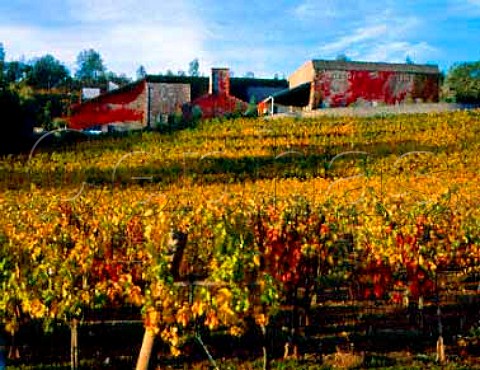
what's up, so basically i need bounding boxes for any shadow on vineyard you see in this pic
[0,138,469,191]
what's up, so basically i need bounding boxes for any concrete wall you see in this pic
[288,61,315,88]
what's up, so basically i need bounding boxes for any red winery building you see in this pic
[261,59,440,112]
[68,69,287,131]
[68,79,189,130]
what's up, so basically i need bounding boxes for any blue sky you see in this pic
[0,0,479,78]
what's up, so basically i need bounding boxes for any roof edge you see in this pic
[311,59,439,74]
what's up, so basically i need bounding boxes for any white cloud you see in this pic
[0,0,468,78]
[69,0,212,75]
[312,12,437,65]
[0,0,211,77]
[293,0,338,20]
[446,0,480,16]
[67,0,193,24]
[293,0,387,24]
[317,24,388,55]
[0,26,79,67]
[362,41,438,63]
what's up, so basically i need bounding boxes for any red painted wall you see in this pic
[68,81,146,130]
[257,100,269,115]
[192,93,247,120]
[311,70,439,108]
[193,68,248,119]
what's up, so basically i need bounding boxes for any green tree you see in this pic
[0,88,33,153]
[105,71,131,86]
[0,42,5,85]
[5,61,27,84]
[27,54,69,90]
[245,95,258,117]
[335,53,351,62]
[136,65,147,80]
[446,61,480,103]
[188,58,199,77]
[75,49,106,83]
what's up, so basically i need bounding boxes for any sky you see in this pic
[0,0,479,79]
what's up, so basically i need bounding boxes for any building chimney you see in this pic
[209,68,230,96]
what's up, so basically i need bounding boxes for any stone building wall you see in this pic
[147,82,191,125]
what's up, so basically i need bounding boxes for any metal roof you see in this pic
[267,82,311,107]
[312,60,439,74]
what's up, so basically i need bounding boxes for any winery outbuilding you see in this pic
[259,59,440,114]
[68,69,287,131]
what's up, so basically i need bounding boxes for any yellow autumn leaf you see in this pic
[191,300,205,317]
[216,288,232,306]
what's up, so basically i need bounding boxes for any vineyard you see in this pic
[1,109,480,369]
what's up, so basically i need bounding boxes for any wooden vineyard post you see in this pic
[436,305,446,364]
[136,328,156,370]
[435,271,445,364]
[261,323,270,370]
[437,334,445,364]
[70,318,78,370]
[135,230,188,370]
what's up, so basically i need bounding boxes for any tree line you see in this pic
[0,45,205,154]
[1,46,129,90]
[0,44,205,89]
